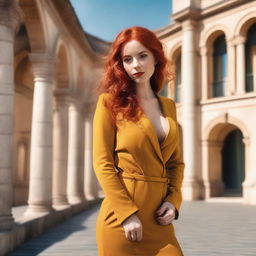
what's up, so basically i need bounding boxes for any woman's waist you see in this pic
[116,167,170,184]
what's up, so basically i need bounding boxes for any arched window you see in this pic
[212,35,227,97]
[245,23,256,92]
[174,54,181,102]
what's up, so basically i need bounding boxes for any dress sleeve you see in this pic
[164,99,185,220]
[93,93,139,225]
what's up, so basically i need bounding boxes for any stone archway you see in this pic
[19,0,47,52]
[203,122,247,198]
[168,45,182,101]
[11,0,48,207]
[13,42,34,205]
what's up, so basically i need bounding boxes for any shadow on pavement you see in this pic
[8,204,100,256]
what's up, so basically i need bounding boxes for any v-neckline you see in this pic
[141,93,170,147]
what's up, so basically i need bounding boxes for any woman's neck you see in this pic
[136,82,156,100]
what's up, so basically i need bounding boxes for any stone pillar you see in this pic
[25,54,55,215]
[242,136,256,204]
[181,20,202,200]
[202,140,225,198]
[52,91,69,206]
[79,108,85,201]
[200,46,209,100]
[227,40,236,96]
[84,110,98,200]
[67,100,84,204]
[201,140,209,199]
[0,1,21,230]
[235,36,246,95]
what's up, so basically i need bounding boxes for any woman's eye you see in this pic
[140,54,147,59]
[123,58,131,63]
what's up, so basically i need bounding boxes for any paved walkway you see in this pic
[9,200,256,256]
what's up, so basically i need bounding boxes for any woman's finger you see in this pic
[131,232,137,241]
[137,229,143,241]
[157,212,174,221]
[125,231,130,240]
[157,215,174,225]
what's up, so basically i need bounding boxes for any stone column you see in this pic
[67,100,84,204]
[84,110,98,200]
[227,40,236,96]
[0,1,22,230]
[242,136,256,204]
[200,46,209,100]
[202,140,225,198]
[236,36,246,95]
[52,91,69,206]
[181,20,202,200]
[79,108,85,201]
[25,54,55,215]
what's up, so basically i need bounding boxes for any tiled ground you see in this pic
[9,200,256,256]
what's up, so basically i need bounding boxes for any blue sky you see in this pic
[70,0,172,42]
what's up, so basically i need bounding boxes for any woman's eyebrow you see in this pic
[122,50,148,58]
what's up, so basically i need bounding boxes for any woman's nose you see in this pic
[132,58,140,68]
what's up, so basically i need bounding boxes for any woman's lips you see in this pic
[133,72,144,78]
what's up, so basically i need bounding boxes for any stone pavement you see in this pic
[9,201,256,256]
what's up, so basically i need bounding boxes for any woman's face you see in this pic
[122,40,156,84]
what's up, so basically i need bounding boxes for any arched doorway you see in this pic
[204,121,247,199]
[222,129,245,195]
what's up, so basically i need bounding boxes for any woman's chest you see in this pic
[139,100,169,143]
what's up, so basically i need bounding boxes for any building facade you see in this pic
[157,0,256,204]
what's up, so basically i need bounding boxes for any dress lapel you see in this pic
[123,94,178,166]
[139,93,168,164]
[143,94,178,165]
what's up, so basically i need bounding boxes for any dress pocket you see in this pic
[103,201,118,225]
[119,176,136,201]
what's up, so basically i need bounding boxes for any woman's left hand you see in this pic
[155,202,176,225]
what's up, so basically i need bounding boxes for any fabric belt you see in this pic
[117,171,170,184]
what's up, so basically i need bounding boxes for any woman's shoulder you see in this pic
[98,92,111,100]
[97,92,113,105]
[158,94,176,107]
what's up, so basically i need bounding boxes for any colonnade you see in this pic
[24,55,99,215]
[0,2,99,232]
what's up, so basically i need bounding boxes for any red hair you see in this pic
[98,26,172,123]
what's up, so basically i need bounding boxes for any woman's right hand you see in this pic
[122,213,143,242]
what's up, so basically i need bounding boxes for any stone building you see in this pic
[157,0,256,204]
[0,0,108,254]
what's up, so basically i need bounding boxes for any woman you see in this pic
[93,26,185,256]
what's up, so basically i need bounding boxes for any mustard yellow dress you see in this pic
[93,93,185,256]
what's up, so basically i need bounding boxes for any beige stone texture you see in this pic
[67,102,85,204]
[52,93,69,206]
[84,115,98,200]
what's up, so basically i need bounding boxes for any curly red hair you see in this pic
[98,26,172,123]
